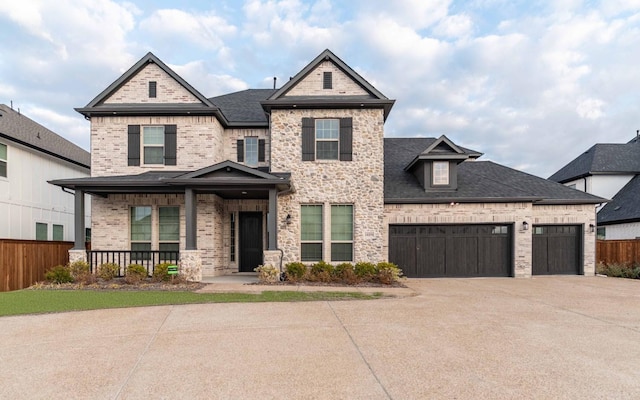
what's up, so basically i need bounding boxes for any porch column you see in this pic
[185,188,197,250]
[73,189,85,250]
[268,188,278,250]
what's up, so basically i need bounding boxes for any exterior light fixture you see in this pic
[522,221,529,231]
[285,214,292,225]
[589,223,595,233]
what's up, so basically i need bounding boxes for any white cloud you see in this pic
[576,98,605,119]
[433,14,473,38]
[171,61,249,97]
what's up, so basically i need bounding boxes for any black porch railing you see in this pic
[87,250,180,277]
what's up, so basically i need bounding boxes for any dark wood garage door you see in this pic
[389,225,513,278]
[532,225,582,275]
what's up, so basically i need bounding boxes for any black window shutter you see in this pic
[323,72,332,89]
[339,118,353,161]
[258,139,265,162]
[164,125,177,165]
[237,140,244,162]
[302,118,315,161]
[128,125,140,166]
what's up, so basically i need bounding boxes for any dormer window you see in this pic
[149,81,157,98]
[323,72,332,89]
[433,161,449,185]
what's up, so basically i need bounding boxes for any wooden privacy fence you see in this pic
[597,239,640,265]
[0,239,74,292]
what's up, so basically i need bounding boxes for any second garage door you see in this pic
[389,224,513,278]
[532,225,582,275]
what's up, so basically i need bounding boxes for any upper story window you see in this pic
[143,126,165,164]
[0,143,6,177]
[315,119,339,160]
[149,81,157,98]
[323,72,332,89]
[36,222,47,240]
[128,124,176,166]
[433,161,449,185]
[245,137,259,167]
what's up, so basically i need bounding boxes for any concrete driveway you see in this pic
[1,276,639,399]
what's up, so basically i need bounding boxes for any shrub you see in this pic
[285,262,307,282]
[596,262,640,279]
[376,262,403,284]
[44,265,74,284]
[308,261,334,282]
[98,263,120,281]
[255,264,280,283]
[333,262,358,284]
[68,260,90,279]
[354,262,377,282]
[152,263,174,282]
[125,264,147,284]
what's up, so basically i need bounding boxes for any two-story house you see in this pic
[0,104,90,241]
[52,49,603,279]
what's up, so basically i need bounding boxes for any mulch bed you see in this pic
[250,280,407,288]
[29,278,207,291]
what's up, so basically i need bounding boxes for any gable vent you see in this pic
[323,72,332,89]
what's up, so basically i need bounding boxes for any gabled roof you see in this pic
[171,160,286,182]
[385,138,605,204]
[597,175,640,225]
[261,49,395,120]
[75,52,218,118]
[209,89,276,125]
[0,104,90,169]
[404,135,479,171]
[549,140,640,183]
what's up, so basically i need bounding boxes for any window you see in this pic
[315,119,339,160]
[131,206,152,255]
[331,205,353,261]
[597,227,605,240]
[53,224,64,241]
[36,223,47,240]
[149,81,157,98]
[433,161,449,185]
[244,137,259,167]
[301,205,323,261]
[0,143,6,177]
[143,126,164,165]
[85,228,92,243]
[159,207,179,257]
[323,71,332,89]
[230,213,236,262]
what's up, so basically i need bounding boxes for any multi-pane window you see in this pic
[331,205,353,262]
[315,119,339,160]
[85,228,92,243]
[0,143,7,177]
[143,126,164,164]
[245,137,259,167]
[301,205,323,261]
[131,206,152,253]
[433,161,449,185]
[53,224,64,241]
[159,206,179,257]
[36,222,47,240]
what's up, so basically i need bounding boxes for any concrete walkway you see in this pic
[1,276,640,399]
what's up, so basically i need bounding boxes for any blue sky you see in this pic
[1,0,639,178]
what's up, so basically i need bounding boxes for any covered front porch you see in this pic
[50,161,292,281]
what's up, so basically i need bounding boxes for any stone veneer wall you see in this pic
[270,108,385,264]
[104,63,201,104]
[90,115,225,176]
[224,128,270,169]
[285,61,369,97]
[384,202,598,277]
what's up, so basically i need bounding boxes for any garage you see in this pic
[532,225,582,275]
[389,224,513,278]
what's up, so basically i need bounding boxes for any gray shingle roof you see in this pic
[385,138,604,204]
[0,104,90,168]
[209,89,275,124]
[597,175,640,225]
[549,140,640,183]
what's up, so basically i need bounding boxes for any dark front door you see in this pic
[389,224,512,278]
[239,212,263,272]
[532,225,582,275]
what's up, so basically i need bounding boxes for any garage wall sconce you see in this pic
[522,221,529,231]
[285,214,292,225]
[589,223,595,233]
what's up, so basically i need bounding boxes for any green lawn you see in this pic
[0,290,382,317]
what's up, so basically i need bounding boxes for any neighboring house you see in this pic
[549,137,640,239]
[51,50,603,279]
[0,104,91,241]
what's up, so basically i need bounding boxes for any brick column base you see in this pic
[69,249,87,265]
[179,250,202,282]
[263,250,284,273]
